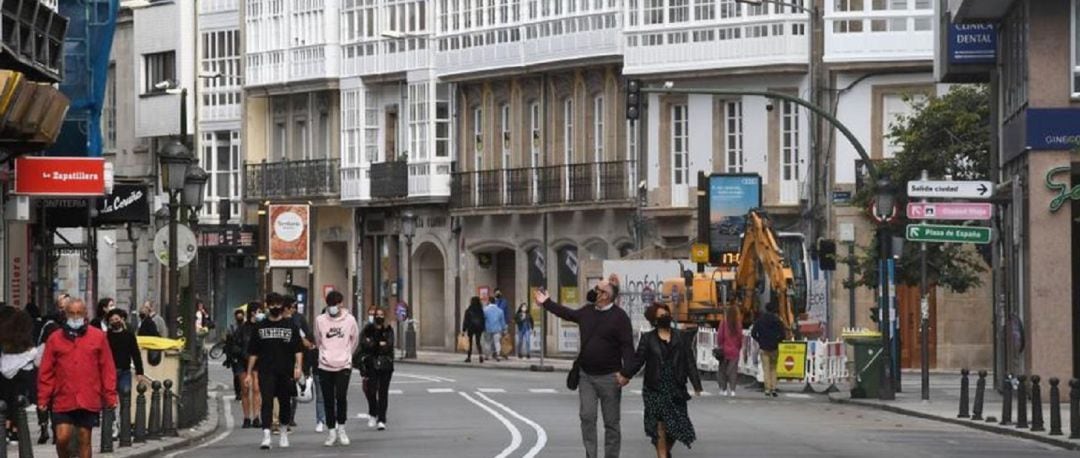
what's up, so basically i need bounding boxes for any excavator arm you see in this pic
[734,211,796,334]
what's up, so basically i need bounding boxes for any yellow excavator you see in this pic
[662,210,797,334]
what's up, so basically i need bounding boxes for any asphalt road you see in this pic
[171,361,1074,457]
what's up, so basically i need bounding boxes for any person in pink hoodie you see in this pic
[314,291,360,447]
[716,306,744,397]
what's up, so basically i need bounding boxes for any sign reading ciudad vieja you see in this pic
[95,184,150,225]
[268,204,310,267]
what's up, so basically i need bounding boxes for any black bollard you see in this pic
[162,380,178,437]
[1070,379,1080,439]
[1001,375,1014,425]
[119,388,132,447]
[1016,375,1029,429]
[973,370,987,421]
[958,368,971,418]
[0,399,7,458]
[1030,375,1045,432]
[134,383,148,443]
[148,381,162,438]
[1049,378,1063,436]
[14,396,33,458]
[100,407,115,453]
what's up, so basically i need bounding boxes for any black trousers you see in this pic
[465,332,483,359]
[365,371,393,423]
[258,372,294,429]
[318,368,351,428]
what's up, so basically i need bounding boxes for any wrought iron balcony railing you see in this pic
[370,161,408,199]
[244,158,340,201]
[451,160,634,210]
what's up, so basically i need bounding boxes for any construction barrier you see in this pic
[729,326,848,389]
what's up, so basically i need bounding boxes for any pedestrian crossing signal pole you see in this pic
[873,177,897,401]
[531,211,554,373]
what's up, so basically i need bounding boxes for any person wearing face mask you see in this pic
[105,309,148,398]
[246,293,304,450]
[314,291,360,447]
[33,293,71,445]
[240,303,264,428]
[37,298,118,458]
[0,306,37,444]
[621,302,702,458]
[90,297,115,331]
[359,308,394,431]
[535,274,633,458]
[355,306,378,424]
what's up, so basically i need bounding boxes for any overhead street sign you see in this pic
[906,224,992,244]
[907,180,992,199]
[906,203,993,221]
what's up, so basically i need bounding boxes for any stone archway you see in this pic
[414,242,447,348]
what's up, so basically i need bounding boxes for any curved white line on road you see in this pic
[459,391,522,458]
[396,372,457,383]
[164,394,234,458]
[474,392,548,458]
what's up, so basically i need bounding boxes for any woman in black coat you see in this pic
[462,296,486,363]
[360,308,395,430]
[621,302,703,458]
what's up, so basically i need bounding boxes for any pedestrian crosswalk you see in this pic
[385,387,807,398]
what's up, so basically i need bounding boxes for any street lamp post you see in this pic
[158,139,192,338]
[401,210,416,359]
[874,177,897,401]
[181,165,207,360]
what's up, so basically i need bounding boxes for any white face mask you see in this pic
[367,315,375,324]
[328,306,340,316]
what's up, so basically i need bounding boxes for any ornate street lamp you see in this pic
[873,176,897,401]
[159,139,191,193]
[158,139,192,337]
[401,210,417,359]
[183,165,208,210]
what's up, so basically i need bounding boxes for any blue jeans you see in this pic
[313,372,326,424]
[117,369,133,395]
[516,327,531,357]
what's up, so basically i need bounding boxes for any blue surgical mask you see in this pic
[255,312,266,322]
[328,306,340,316]
[67,318,85,329]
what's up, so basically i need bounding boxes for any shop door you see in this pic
[898,284,937,369]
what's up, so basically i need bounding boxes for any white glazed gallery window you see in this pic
[781,101,800,181]
[564,98,574,164]
[474,106,484,170]
[501,103,511,168]
[725,100,743,173]
[530,102,541,166]
[671,104,688,186]
[364,91,380,163]
[593,95,604,162]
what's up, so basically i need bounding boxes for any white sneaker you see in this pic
[368,417,377,428]
[260,430,272,450]
[323,429,337,447]
[377,422,386,431]
[337,426,350,446]
[279,431,290,448]
[315,422,325,433]
[729,390,736,397]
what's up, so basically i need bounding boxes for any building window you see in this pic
[201,130,240,223]
[530,101,541,167]
[294,118,310,160]
[593,96,604,162]
[343,89,361,166]
[409,82,430,161]
[1002,5,1028,117]
[671,104,688,186]
[834,0,864,11]
[644,0,663,25]
[725,101,743,173]
[435,85,451,158]
[501,103,511,168]
[628,0,639,26]
[627,119,638,162]
[143,51,176,93]
[474,106,484,170]
[695,0,715,21]
[881,93,926,158]
[719,0,741,18]
[781,101,800,180]
[669,0,689,22]
[103,64,116,151]
[273,120,287,161]
[564,98,574,164]
[364,91,380,163]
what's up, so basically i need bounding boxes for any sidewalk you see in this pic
[829,371,1080,451]
[407,350,574,372]
[5,388,226,458]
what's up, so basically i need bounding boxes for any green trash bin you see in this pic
[845,334,884,399]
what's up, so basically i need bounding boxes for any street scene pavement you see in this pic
[164,360,1072,458]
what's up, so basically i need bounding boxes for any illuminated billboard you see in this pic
[708,174,762,264]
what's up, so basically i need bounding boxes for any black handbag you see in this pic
[712,348,725,365]
[566,322,597,391]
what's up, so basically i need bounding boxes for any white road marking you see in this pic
[428,388,455,393]
[459,391,522,458]
[389,389,404,395]
[397,373,457,383]
[475,392,548,458]
[529,389,557,394]
[478,388,506,393]
[164,394,233,457]
[784,393,812,399]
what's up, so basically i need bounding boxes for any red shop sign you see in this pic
[14,157,106,196]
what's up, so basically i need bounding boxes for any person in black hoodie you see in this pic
[462,297,486,363]
[751,297,787,397]
[360,308,394,431]
[621,303,702,458]
[105,309,147,396]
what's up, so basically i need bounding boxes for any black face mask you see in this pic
[109,322,124,331]
[374,316,386,326]
[138,313,148,320]
[655,316,673,329]
[586,288,599,304]
[269,307,283,317]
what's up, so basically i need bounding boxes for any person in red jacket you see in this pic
[37,298,118,458]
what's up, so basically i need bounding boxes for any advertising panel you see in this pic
[708,174,762,264]
[14,156,106,196]
[269,204,311,267]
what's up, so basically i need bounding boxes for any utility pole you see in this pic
[919,169,930,401]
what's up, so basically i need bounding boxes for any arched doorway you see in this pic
[414,242,447,348]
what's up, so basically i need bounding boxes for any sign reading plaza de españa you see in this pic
[906,224,991,245]
[269,204,311,267]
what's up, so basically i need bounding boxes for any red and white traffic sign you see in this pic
[907,202,993,221]
[14,157,106,196]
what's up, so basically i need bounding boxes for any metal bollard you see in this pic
[1070,379,1080,439]
[1030,375,1045,432]
[1000,375,1014,425]
[100,407,115,453]
[958,368,971,418]
[14,396,33,458]
[134,383,148,443]
[1016,375,1029,429]
[119,388,132,447]
[148,381,162,438]
[162,380,178,437]
[0,399,7,458]
[1049,377,1063,436]
[973,370,987,421]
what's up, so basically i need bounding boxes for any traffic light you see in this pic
[869,306,880,325]
[625,79,642,121]
[818,239,837,271]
